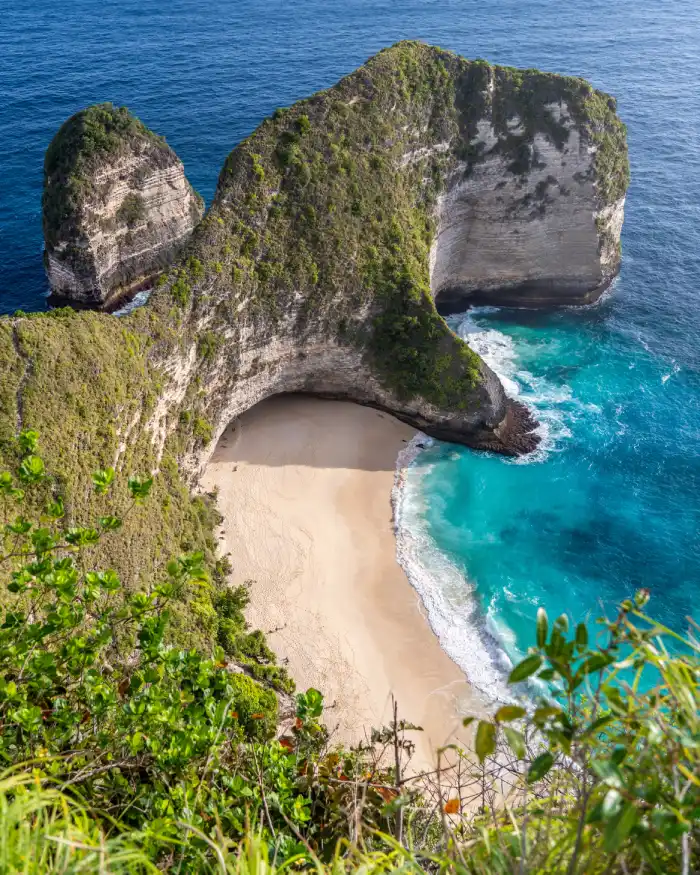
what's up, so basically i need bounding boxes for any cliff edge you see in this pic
[43,103,204,308]
[146,42,627,468]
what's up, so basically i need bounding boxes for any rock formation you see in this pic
[144,42,627,470]
[429,71,627,312]
[42,103,204,308]
[0,42,629,598]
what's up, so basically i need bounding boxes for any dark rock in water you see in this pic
[42,103,203,308]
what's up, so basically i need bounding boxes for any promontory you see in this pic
[0,41,628,644]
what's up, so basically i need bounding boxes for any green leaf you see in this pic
[536,607,548,648]
[583,652,614,676]
[45,496,65,519]
[99,516,123,532]
[475,721,496,763]
[554,613,569,633]
[527,751,554,783]
[128,476,153,503]
[604,801,637,852]
[601,788,622,821]
[92,468,115,494]
[503,726,526,759]
[5,515,31,535]
[65,527,101,547]
[575,622,588,650]
[610,744,628,766]
[651,809,689,841]
[508,654,542,684]
[18,455,45,484]
[494,705,526,723]
[462,716,475,728]
[18,430,39,454]
[591,758,624,789]
[533,706,561,725]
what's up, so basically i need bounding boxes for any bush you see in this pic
[1,431,696,872]
[117,192,146,227]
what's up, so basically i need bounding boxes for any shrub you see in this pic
[117,192,146,227]
[0,431,696,872]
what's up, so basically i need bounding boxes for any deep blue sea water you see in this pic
[3,0,699,698]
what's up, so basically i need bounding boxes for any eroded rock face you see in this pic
[43,104,203,307]
[431,99,626,311]
[27,44,628,491]
[145,43,627,470]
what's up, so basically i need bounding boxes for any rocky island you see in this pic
[0,40,628,646]
[43,104,204,308]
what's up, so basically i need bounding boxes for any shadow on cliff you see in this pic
[207,394,417,472]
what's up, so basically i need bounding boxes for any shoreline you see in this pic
[200,395,485,769]
[392,436,517,705]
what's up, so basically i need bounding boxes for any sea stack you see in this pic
[42,103,203,308]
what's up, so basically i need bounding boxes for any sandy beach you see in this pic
[200,395,483,769]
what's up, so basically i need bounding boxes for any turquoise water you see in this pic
[398,295,700,697]
[2,0,700,697]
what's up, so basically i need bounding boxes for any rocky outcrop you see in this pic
[43,104,203,308]
[144,42,627,469]
[431,101,627,311]
[27,42,629,491]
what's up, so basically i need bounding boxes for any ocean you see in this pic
[2,0,699,700]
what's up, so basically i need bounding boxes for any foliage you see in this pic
[0,311,230,653]
[464,592,699,873]
[117,192,146,227]
[0,439,696,874]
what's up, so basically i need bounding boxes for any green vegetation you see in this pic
[43,103,172,249]
[0,314,283,674]
[0,437,696,872]
[155,41,626,409]
[117,191,146,227]
[0,50,637,869]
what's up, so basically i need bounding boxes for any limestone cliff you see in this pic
[0,43,629,612]
[145,42,627,470]
[43,104,204,307]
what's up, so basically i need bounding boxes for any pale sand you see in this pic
[200,395,483,769]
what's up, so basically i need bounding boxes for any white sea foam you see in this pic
[392,436,516,705]
[113,289,152,316]
[452,309,578,462]
[391,309,584,702]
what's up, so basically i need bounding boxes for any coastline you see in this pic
[393,435,519,705]
[200,395,484,769]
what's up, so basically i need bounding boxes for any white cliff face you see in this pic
[145,295,510,481]
[45,143,203,307]
[431,103,625,310]
[140,54,629,470]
